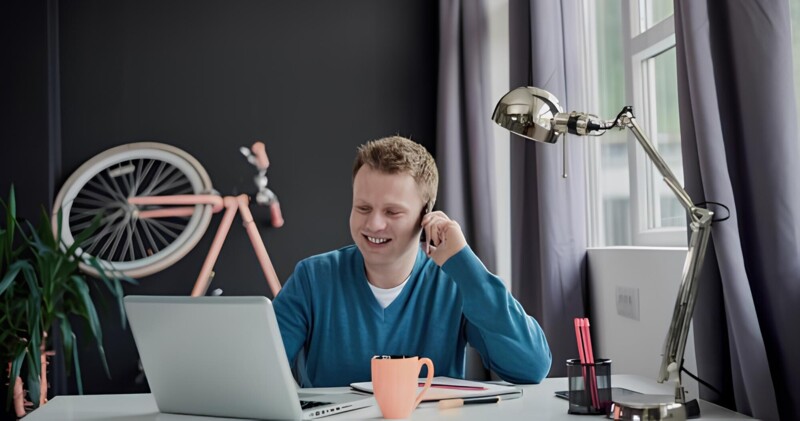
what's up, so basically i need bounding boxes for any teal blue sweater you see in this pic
[273,245,551,387]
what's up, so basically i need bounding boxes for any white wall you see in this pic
[588,247,699,398]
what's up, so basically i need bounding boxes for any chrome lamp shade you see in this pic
[491,86,564,143]
[493,86,714,421]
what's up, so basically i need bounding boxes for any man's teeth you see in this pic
[367,236,389,244]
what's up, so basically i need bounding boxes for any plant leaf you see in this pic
[25,349,41,409]
[85,258,134,329]
[5,349,25,411]
[58,316,75,375]
[72,331,83,394]
[26,293,43,378]
[0,260,31,296]
[70,275,111,377]
[65,212,103,257]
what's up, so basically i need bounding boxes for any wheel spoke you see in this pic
[75,184,120,205]
[131,219,148,259]
[141,218,170,249]
[131,159,154,196]
[72,196,117,208]
[146,218,181,241]
[139,219,161,253]
[126,160,137,195]
[123,221,135,261]
[96,172,127,202]
[148,217,189,231]
[84,178,117,202]
[147,171,189,196]
[115,162,133,194]
[83,211,125,255]
[141,163,178,197]
[73,208,124,237]
[101,214,131,261]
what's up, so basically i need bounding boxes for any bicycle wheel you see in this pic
[53,142,213,278]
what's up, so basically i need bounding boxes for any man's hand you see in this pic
[421,211,467,266]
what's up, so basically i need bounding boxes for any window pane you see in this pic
[639,0,673,32]
[596,0,631,245]
[644,47,684,228]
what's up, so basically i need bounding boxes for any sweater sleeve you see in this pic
[272,261,313,366]
[441,246,552,383]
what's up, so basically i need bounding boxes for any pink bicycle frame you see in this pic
[127,142,282,297]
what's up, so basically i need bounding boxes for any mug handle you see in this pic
[413,358,434,409]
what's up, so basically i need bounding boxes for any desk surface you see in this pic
[25,375,750,420]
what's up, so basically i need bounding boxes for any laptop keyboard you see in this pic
[300,400,333,410]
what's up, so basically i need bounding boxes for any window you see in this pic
[580,0,686,247]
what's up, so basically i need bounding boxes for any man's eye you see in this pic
[356,207,371,213]
[386,210,401,216]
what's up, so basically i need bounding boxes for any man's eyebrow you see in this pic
[353,200,411,210]
[383,203,413,210]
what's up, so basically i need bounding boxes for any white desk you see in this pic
[25,375,750,420]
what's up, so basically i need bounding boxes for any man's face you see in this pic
[350,165,426,269]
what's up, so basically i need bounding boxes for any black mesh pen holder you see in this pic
[566,358,612,415]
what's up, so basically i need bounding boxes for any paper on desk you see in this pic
[350,376,522,402]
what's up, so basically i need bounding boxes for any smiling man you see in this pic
[273,136,551,387]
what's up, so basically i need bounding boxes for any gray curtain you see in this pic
[508,0,587,377]
[437,0,496,380]
[437,0,497,273]
[675,0,799,419]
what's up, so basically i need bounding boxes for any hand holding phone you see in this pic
[421,207,467,266]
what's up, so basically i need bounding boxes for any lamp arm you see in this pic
[622,112,696,214]
[614,109,714,402]
[658,214,712,400]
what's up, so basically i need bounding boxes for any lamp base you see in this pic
[609,394,699,420]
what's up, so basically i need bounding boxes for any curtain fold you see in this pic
[508,0,587,377]
[437,0,497,272]
[675,0,799,419]
[437,0,497,380]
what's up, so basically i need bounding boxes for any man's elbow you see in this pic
[496,352,552,384]
[529,353,552,383]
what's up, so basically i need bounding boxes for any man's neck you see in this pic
[364,247,418,289]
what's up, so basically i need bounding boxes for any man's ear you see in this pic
[425,199,435,214]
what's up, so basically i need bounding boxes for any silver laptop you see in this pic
[124,295,375,420]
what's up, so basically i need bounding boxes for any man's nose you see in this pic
[365,212,387,231]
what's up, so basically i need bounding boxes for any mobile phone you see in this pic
[420,201,433,243]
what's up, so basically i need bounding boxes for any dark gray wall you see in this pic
[0,0,59,218]
[2,0,437,394]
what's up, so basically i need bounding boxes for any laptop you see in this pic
[124,295,375,420]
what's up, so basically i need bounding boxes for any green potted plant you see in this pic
[1,186,131,418]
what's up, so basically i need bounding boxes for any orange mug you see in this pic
[371,355,434,419]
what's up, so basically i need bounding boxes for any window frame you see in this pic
[583,0,687,248]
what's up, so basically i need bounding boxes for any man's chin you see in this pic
[357,241,419,263]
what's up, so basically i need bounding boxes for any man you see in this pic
[273,136,551,387]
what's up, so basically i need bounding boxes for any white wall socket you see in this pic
[615,286,640,320]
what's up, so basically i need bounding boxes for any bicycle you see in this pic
[52,141,284,297]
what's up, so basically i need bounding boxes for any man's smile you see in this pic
[364,235,391,245]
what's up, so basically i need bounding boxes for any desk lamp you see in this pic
[493,86,713,420]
